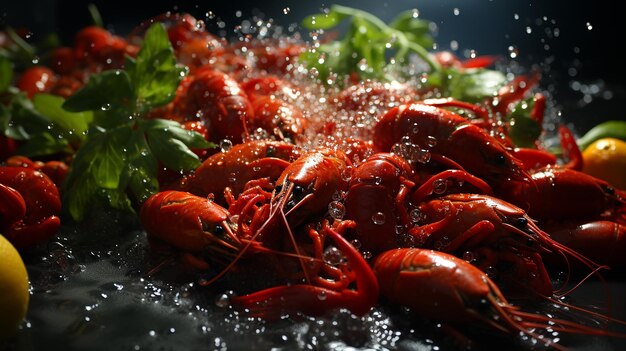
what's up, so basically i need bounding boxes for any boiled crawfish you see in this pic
[373,248,624,350]
[0,166,61,250]
[373,103,529,187]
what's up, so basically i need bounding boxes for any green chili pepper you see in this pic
[577,120,626,150]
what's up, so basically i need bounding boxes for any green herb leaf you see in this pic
[508,98,542,148]
[0,55,13,93]
[63,126,133,220]
[301,11,346,30]
[142,119,211,172]
[299,5,439,83]
[131,23,188,111]
[389,11,433,49]
[119,131,159,205]
[33,93,93,141]
[62,70,133,112]
[430,68,507,103]
[0,93,70,157]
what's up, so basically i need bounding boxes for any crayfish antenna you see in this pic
[485,281,626,351]
[230,220,379,319]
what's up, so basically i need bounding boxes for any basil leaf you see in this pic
[3,94,50,140]
[509,116,542,148]
[33,93,93,140]
[63,70,133,112]
[457,69,506,102]
[389,11,433,49]
[0,92,72,156]
[436,68,506,103]
[63,126,133,220]
[119,130,159,205]
[301,11,346,30]
[0,104,10,134]
[0,55,13,93]
[133,23,187,110]
[140,119,213,149]
[349,17,387,79]
[64,174,98,221]
[508,98,541,148]
[16,133,68,157]
[299,5,439,83]
[145,126,202,172]
[94,127,131,188]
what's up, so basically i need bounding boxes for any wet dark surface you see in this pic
[3,213,626,351]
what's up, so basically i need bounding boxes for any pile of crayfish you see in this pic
[132,14,626,348]
[2,11,625,349]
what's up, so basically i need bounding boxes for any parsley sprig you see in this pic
[300,5,439,82]
[1,56,90,157]
[299,5,508,104]
[61,23,213,221]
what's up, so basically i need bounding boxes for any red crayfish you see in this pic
[0,166,61,250]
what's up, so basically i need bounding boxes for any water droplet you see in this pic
[350,239,362,249]
[453,8,460,16]
[220,139,233,152]
[282,7,291,14]
[585,22,593,30]
[323,246,344,265]
[432,179,447,194]
[215,292,231,308]
[101,103,111,111]
[409,209,423,223]
[328,201,345,219]
[317,291,327,301]
[416,149,431,164]
[485,266,497,279]
[426,136,437,148]
[371,212,386,225]
[450,40,459,51]
[526,26,533,34]
[508,45,519,59]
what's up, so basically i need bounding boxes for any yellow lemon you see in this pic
[582,137,626,189]
[0,234,30,340]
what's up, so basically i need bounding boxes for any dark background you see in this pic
[1,0,624,132]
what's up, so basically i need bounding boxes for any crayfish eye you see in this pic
[213,224,225,236]
[603,185,615,196]
[292,185,305,199]
[514,217,528,228]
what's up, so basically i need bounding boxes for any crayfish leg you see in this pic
[230,220,379,319]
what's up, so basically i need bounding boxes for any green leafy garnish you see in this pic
[0,58,90,157]
[87,3,104,28]
[33,93,93,141]
[428,68,507,103]
[0,56,13,93]
[301,5,439,82]
[0,92,76,157]
[61,22,213,221]
[507,97,542,148]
